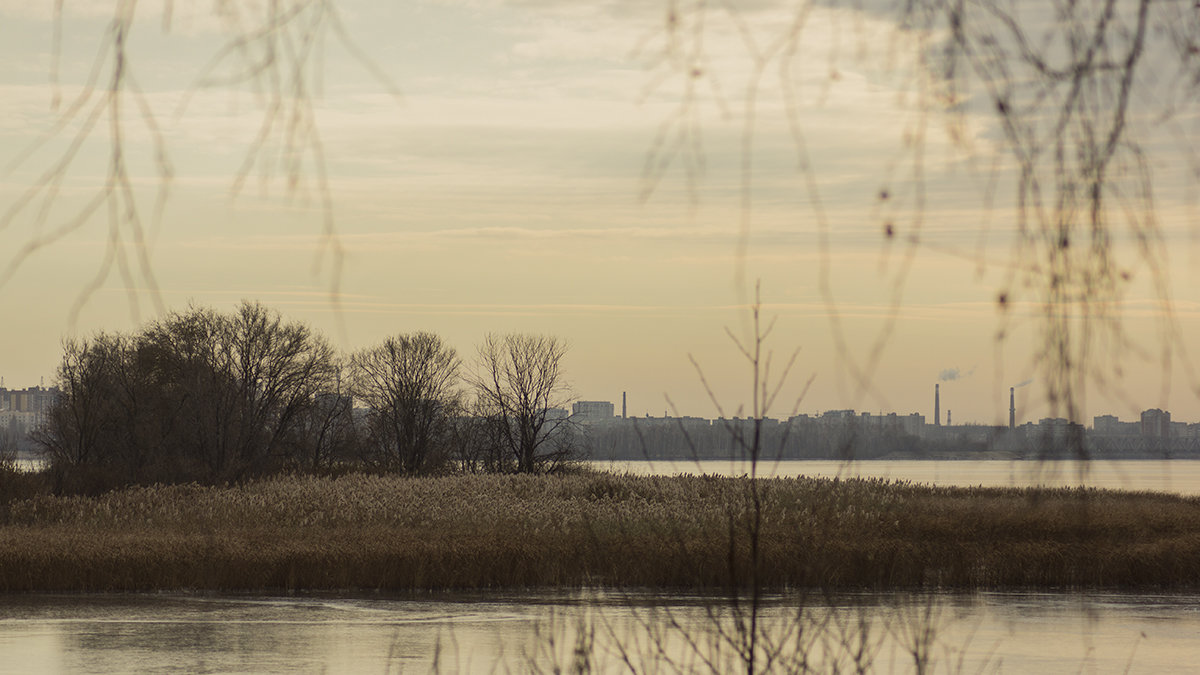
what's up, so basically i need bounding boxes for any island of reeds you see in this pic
[3,467,1200,593]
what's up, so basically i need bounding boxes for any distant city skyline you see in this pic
[568,396,1200,431]
[4,380,1195,431]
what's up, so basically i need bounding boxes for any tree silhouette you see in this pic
[471,333,576,474]
[350,332,462,474]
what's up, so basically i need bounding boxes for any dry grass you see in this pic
[1,471,1199,592]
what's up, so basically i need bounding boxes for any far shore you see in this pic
[2,471,1199,594]
[14,451,1200,467]
[594,451,1200,461]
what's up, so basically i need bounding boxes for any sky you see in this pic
[1,0,1199,425]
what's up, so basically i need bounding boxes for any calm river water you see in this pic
[598,458,1200,495]
[2,591,1199,673]
[4,459,1200,673]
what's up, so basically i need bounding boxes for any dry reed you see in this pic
[1,471,1198,592]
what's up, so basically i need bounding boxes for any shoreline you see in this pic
[14,453,1200,468]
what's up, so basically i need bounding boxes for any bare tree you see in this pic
[223,301,340,474]
[36,331,174,490]
[350,332,462,474]
[447,403,508,474]
[471,333,576,474]
[35,335,127,487]
[291,362,358,472]
[38,302,338,487]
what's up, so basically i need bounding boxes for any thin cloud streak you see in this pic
[95,288,1200,323]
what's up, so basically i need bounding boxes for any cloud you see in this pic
[939,366,977,382]
[0,0,114,21]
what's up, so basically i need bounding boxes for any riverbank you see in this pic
[2,471,1199,592]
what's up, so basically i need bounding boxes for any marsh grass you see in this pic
[0,459,47,512]
[2,471,1199,593]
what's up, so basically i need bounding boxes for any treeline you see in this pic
[36,302,577,493]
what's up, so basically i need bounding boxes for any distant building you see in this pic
[819,410,856,425]
[676,416,711,431]
[1093,414,1139,436]
[0,386,59,454]
[1029,417,1085,442]
[1141,409,1171,438]
[0,386,58,416]
[572,400,614,423]
[900,413,925,436]
[1170,421,1189,439]
[1093,414,1119,434]
[0,410,39,435]
[0,387,59,447]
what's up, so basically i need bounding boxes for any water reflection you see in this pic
[2,591,1199,673]
[18,457,1200,494]
[0,594,548,674]
[599,459,1200,495]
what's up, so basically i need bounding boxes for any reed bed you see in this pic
[1,471,1199,592]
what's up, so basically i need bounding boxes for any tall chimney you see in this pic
[622,392,627,419]
[935,383,940,427]
[1009,387,1015,430]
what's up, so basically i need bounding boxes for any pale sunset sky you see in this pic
[1,0,1198,424]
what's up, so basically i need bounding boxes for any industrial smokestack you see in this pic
[935,383,940,427]
[622,392,627,419]
[1009,387,1015,430]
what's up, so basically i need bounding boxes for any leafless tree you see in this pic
[471,333,576,474]
[38,302,338,487]
[0,427,18,461]
[35,334,126,486]
[447,402,509,474]
[222,301,340,473]
[36,330,173,490]
[350,332,462,474]
[291,363,358,472]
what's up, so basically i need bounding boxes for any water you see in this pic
[20,456,1200,494]
[598,458,1200,495]
[11,458,42,472]
[1,591,1198,673]
[0,594,549,674]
